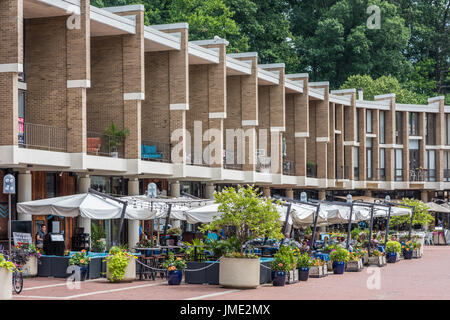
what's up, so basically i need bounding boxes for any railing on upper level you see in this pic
[142,140,171,163]
[18,122,68,152]
[87,131,124,158]
[395,168,403,182]
[377,168,386,181]
[444,169,450,182]
[256,156,271,173]
[306,163,317,178]
[354,167,360,181]
[283,160,295,176]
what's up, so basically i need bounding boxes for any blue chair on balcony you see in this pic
[141,144,163,160]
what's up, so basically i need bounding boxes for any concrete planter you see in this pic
[23,256,38,277]
[106,258,136,282]
[326,260,333,272]
[412,248,422,258]
[309,264,327,278]
[368,256,385,267]
[219,258,260,289]
[0,268,12,300]
[286,269,298,284]
[346,259,364,272]
[363,252,369,265]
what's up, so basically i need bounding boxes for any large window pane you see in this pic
[379,111,385,144]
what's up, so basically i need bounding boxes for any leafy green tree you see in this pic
[389,198,434,229]
[340,74,427,104]
[203,185,283,254]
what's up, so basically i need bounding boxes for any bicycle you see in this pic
[6,250,24,294]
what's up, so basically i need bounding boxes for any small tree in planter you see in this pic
[104,246,137,282]
[162,253,186,285]
[389,198,433,230]
[0,253,17,300]
[296,252,313,281]
[329,247,349,274]
[203,186,283,288]
[69,250,91,281]
[104,122,129,158]
[385,241,401,263]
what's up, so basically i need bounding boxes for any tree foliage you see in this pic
[205,185,283,253]
[389,198,434,228]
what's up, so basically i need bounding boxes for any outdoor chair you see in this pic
[141,144,163,160]
[424,232,434,245]
[87,137,101,155]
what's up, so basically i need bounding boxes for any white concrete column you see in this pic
[205,182,215,200]
[318,190,326,201]
[421,191,428,203]
[170,180,180,197]
[17,171,32,221]
[128,178,140,249]
[77,174,91,235]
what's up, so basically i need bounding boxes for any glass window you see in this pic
[379,111,385,144]
[409,112,419,136]
[356,109,360,142]
[446,114,450,145]
[395,112,403,144]
[395,149,403,181]
[426,113,436,145]
[46,173,57,198]
[366,109,372,133]
[426,150,436,181]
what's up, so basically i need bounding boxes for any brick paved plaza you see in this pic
[13,246,450,301]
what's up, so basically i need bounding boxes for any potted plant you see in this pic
[203,186,283,289]
[104,122,129,158]
[402,241,414,260]
[91,223,106,252]
[329,247,349,274]
[296,252,313,281]
[162,253,186,285]
[385,241,401,263]
[346,251,363,272]
[68,250,91,281]
[309,258,327,278]
[104,246,137,282]
[0,253,17,300]
[276,246,297,284]
[12,242,41,277]
[271,260,289,287]
[167,227,182,245]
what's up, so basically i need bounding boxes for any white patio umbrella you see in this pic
[289,203,326,227]
[425,202,450,213]
[17,193,158,220]
[185,203,222,224]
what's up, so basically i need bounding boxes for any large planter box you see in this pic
[52,256,71,278]
[185,261,207,284]
[106,258,136,282]
[346,259,364,272]
[23,256,38,277]
[37,256,52,277]
[412,248,422,258]
[362,253,369,265]
[259,261,272,284]
[0,269,12,300]
[326,260,333,272]
[88,257,103,279]
[286,269,298,284]
[219,258,260,289]
[309,264,327,278]
[368,256,385,267]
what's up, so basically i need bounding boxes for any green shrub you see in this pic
[329,247,350,263]
[385,241,401,254]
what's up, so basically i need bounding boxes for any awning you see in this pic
[17,193,157,220]
[425,202,450,213]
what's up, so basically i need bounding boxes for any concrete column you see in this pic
[205,182,215,200]
[365,190,372,197]
[285,188,294,199]
[402,111,410,181]
[263,186,271,198]
[17,171,31,220]
[375,94,396,182]
[128,178,140,249]
[434,96,446,182]
[358,107,367,181]
[76,174,91,236]
[318,190,326,201]
[291,74,309,177]
[335,104,344,179]
[372,109,380,180]
[327,102,336,179]
[421,190,428,203]
[170,180,180,197]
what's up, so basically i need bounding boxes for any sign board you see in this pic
[147,182,157,198]
[50,234,65,242]
[52,221,60,233]
[13,232,32,245]
[3,174,16,194]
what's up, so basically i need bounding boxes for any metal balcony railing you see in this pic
[395,169,403,181]
[18,122,68,152]
[444,169,450,182]
[378,168,386,181]
[354,167,360,181]
[410,168,426,182]
[425,169,436,182]
[283,160,295,176]
[306,163,317,178]
[256,156,271,173]
[87,131,124,158]
[142,140,171,163]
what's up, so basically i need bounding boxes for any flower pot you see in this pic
[23,256,38,277]
[286,269,298,284]
[332,261,345,274]
[168,270,183,285]
[403,250,413,260]
[346,259,363,272]
[71,265,89,281]
[386,252,397,263]
[106,257,136,282]
[309,265,326,278]
[219,257,260,289]
[298,267,309,281]
[412,248,422,258]
[368,256,384,266]
[0,268,12,300]
[272,271,286,286]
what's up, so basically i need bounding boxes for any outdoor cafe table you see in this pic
[313,252,329,261]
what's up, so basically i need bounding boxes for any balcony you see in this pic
[282,160,295,176]
[223,150,243,170]
[409,168,426,182]
[425,169,436,182]
[306,163,317,178]
[377,168,386,181]
[142,140,171,163]
[395,169,403,181]
[87,131,124,158]
[354,167,360,181]
[18,122,68,152]
[256,155,271,173]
